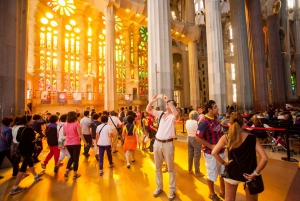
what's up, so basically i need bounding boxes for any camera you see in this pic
[157,94,164,99]
[221,170,230,178]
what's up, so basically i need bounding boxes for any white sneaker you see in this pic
[10,187,27,195]
[153,187,163,197]
[168,191,176,200]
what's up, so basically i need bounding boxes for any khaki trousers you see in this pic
[153,140,176,192]
[111,129,119,152]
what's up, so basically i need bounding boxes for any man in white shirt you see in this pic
[107,111,122,153]
[80,110,92,158]
[146,94,180,201]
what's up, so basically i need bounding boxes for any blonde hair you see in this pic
[227,113,244,150]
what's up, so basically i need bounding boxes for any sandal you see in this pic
[208,194,221,201]
[219,193,225,199]
[73,174,81,179]
[64,171,69,179]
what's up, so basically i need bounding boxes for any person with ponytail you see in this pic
[212,113,268,201]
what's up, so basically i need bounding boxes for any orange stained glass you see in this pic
[40,56,45,70]
[99,46,102,58]
[40,33,45,48]
[76,41,80,54]
[52,74,57,91]
[88,21,92,36]
[70,61,74,73]
[65,38,69,52]
[53,35,58,50]
[88,43,92,55]
[39,77,44,90]
[64,60,69,72]
[47,32,52,49]
[88,62,92,74]
[46,57,51,71]
[64,75,69,91]
[76,61,79,73]
[46,74,51,90]
[52,58,57,70]
[131,69,134,79]
[70,38,75,53]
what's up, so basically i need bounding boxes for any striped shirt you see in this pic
[196,115,224,154]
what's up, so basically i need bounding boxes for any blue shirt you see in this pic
[0,126,13,152]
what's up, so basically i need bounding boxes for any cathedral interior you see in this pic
[0,0,300,117]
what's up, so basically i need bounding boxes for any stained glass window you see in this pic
[116,34,126,93]
[138,27,148,94]
[63,19,80,92]
[291,75,295,91]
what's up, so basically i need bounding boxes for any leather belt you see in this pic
[155,138,173,143]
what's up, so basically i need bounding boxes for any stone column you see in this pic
[280,0,293,100]
[188,42,200,109]
[0,0,27,120]
[295,0,300,97]
[246,0,268,111]
[185,0,196,24]
[205,0,226,113]
[230,0,253,111]
[148,0,174,108]
[181,45,190,108]
[104,5,117,110]
[263,0,286,108]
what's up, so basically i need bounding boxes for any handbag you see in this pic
[247,175,264,195]
[110,117,122,135]
[231,149,264,195]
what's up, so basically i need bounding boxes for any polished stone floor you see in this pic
[0,126,299,201]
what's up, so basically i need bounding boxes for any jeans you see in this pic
[153,140,176,192]
[187,136,202,174]
[98,145,113,170]
[66,145,81,171]
[83,135,92,154]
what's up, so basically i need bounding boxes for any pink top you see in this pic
[64,122,81,145]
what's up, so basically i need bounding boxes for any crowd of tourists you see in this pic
[3,98,300,200]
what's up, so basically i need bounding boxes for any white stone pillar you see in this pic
[188,42,200,109]
[104,5,117,110]
[294,0,300,96]
[148,0,174,107]
[205,0,226,113]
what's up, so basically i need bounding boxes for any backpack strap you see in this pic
[157,112,165,130]
[98,124,106,135]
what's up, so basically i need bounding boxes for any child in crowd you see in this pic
[41,115,60,173]
[96,115,114,176]
[57,114,70,170]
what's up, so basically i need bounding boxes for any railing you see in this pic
[222,124,300,163]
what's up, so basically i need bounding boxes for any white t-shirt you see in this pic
[107,116,122,129]
[12,125,23,143]
[57,122,65,142]
[96,124,112,146]
[153,110,175,140]
[80,117,92,134]
[185,119,198,137]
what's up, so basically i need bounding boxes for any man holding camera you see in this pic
[195,100,225,201]
[146,94,179,201]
